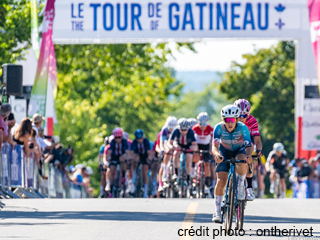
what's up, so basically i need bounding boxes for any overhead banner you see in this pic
[53,0,308,44]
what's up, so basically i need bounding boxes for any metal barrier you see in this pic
[293,178,320,198]
[0,143,91,200]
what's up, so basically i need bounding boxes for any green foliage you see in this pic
[0,0,44,66]
[220,41,295,158]
[55,43,194,195]
[170,81,229,125]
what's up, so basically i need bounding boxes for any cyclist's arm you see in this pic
[167,139,174,150]
[190,141,198,151]
[253,135,263,153]
[212,143,220,156]
[212,124,222,157]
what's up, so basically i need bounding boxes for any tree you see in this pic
[170,81,229,126]
[220,41,295,158]
[0,0,44,66]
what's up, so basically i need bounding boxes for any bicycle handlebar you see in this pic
[175,148,194,153]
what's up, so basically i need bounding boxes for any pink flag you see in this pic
[309,0,320,86]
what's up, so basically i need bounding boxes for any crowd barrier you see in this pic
[0,143,90,203]
[293,179,320,198]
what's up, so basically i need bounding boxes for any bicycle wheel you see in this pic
[237,200,245,230]
[224,173,235,232]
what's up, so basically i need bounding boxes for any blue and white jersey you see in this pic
[213,122,251,152]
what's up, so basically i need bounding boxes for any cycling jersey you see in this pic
[267,150,287,170]
[127,139,133,148]
[160,127,171,143]
[103,144,111,157]
[99,144,105,156]
[213,122,251,152]
[170,128,196,146]
[130,138,150,154]
[109,139,129,156]
[192,123,214,145]
[244,115,260,144]
[155,131,161,149]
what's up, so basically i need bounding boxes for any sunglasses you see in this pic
[180,129,188,132]
[115,137,122,139]
[200,123,207,126]
[239,114,248,118]
[223,118,236,123]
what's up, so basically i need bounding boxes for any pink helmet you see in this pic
[112,127,124,138]
[234,99,251,114]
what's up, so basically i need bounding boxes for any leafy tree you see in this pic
[55,43,194,195]
[170,81,229,126]
[0,0,44,66]
[220,41,295,158]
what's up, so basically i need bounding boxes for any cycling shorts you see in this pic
[109,154,123,166]
[216,147,246,173]
[138,153,149,165]
[178,143,193,155]
[271,166,286,179]
[198,144,211,162]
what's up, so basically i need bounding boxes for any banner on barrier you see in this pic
[2,144,9,187]
[53,0,308,44]
[10,145,23,187]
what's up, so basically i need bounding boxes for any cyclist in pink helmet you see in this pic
[234,99,263,200]
[104,127,129,197]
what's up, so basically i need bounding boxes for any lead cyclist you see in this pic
[212,105,252,223]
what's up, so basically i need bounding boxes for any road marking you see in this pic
[180,202,199,240]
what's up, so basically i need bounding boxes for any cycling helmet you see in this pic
[273,142,284,152]
[109,135,114,142]
[104,136,109,145]
[197,112,209,124]
[123,132,129,140]
[188,118,198,128]
[221,105,240,118]
[178,118,189,129]
[134,129,144,138]
[167,116,178,129]
[112,127,124,138]
[234,99,251,114]
[85,166,93,175]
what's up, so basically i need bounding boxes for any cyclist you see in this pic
[192,112,214,195]
[267,143,289,198]
[123,132,132,148]
[104,128,129,197]
[188,118,198,129]
[234,99,262,201]
[98,136,109,198]
[212,105,252,223]
[158,116,177,192]
[129,129,152,198]
[168,118,198,189]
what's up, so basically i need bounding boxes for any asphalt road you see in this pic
[0,198,319,240]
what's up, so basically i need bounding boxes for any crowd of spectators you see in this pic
[0,102,93,197]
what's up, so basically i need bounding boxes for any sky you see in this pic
[168,40,278,72]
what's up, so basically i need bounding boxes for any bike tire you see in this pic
[225,173,235,232]
[237,200,245,230]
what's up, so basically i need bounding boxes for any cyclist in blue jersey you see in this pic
[212,105,252,223]
[98,136,109,198]
[158,116,177,192]
[104,127,129,197]
[129,129,152,198]
[168,118,198,189]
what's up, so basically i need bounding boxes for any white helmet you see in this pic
[85,166,93,175]
[221,105,240,118]
[197,112,209,124]
[167,116,177,129]
[178,118,189,129]
[273,143,284,152]
[188,118,197,128]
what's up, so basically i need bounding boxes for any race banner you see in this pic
[53,0,308,44]
[309,0,320,90]
[31,0,40,59]
[28,0,55,118]
[10,145,23,187]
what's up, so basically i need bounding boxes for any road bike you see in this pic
[177,148,194,198]
[193,149,211,199]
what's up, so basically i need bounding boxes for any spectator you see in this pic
[13,118,34,159]
[290,158,313,184]
[0,103,11,150]
[83,166,94,196]
[38,126,52,151]
[32,113,44,150]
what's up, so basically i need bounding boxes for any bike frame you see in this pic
[221,160,238,210]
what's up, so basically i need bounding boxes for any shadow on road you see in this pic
[0,211,319,225]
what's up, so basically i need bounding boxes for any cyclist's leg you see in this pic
[108,163,117,194]
[235,151,248,200]
[279,169,286,198]
[258,164,266,198]
[185,152,193,187]
[173,150,180,178]
[132,153,140,184]
[119,154,126,185]
[141,154,150,198]
[126,150,133,181]
[100,165,106,196]
[269,163,277,193]
[213,155,229,221]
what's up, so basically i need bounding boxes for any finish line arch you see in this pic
[53,0,319,157]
